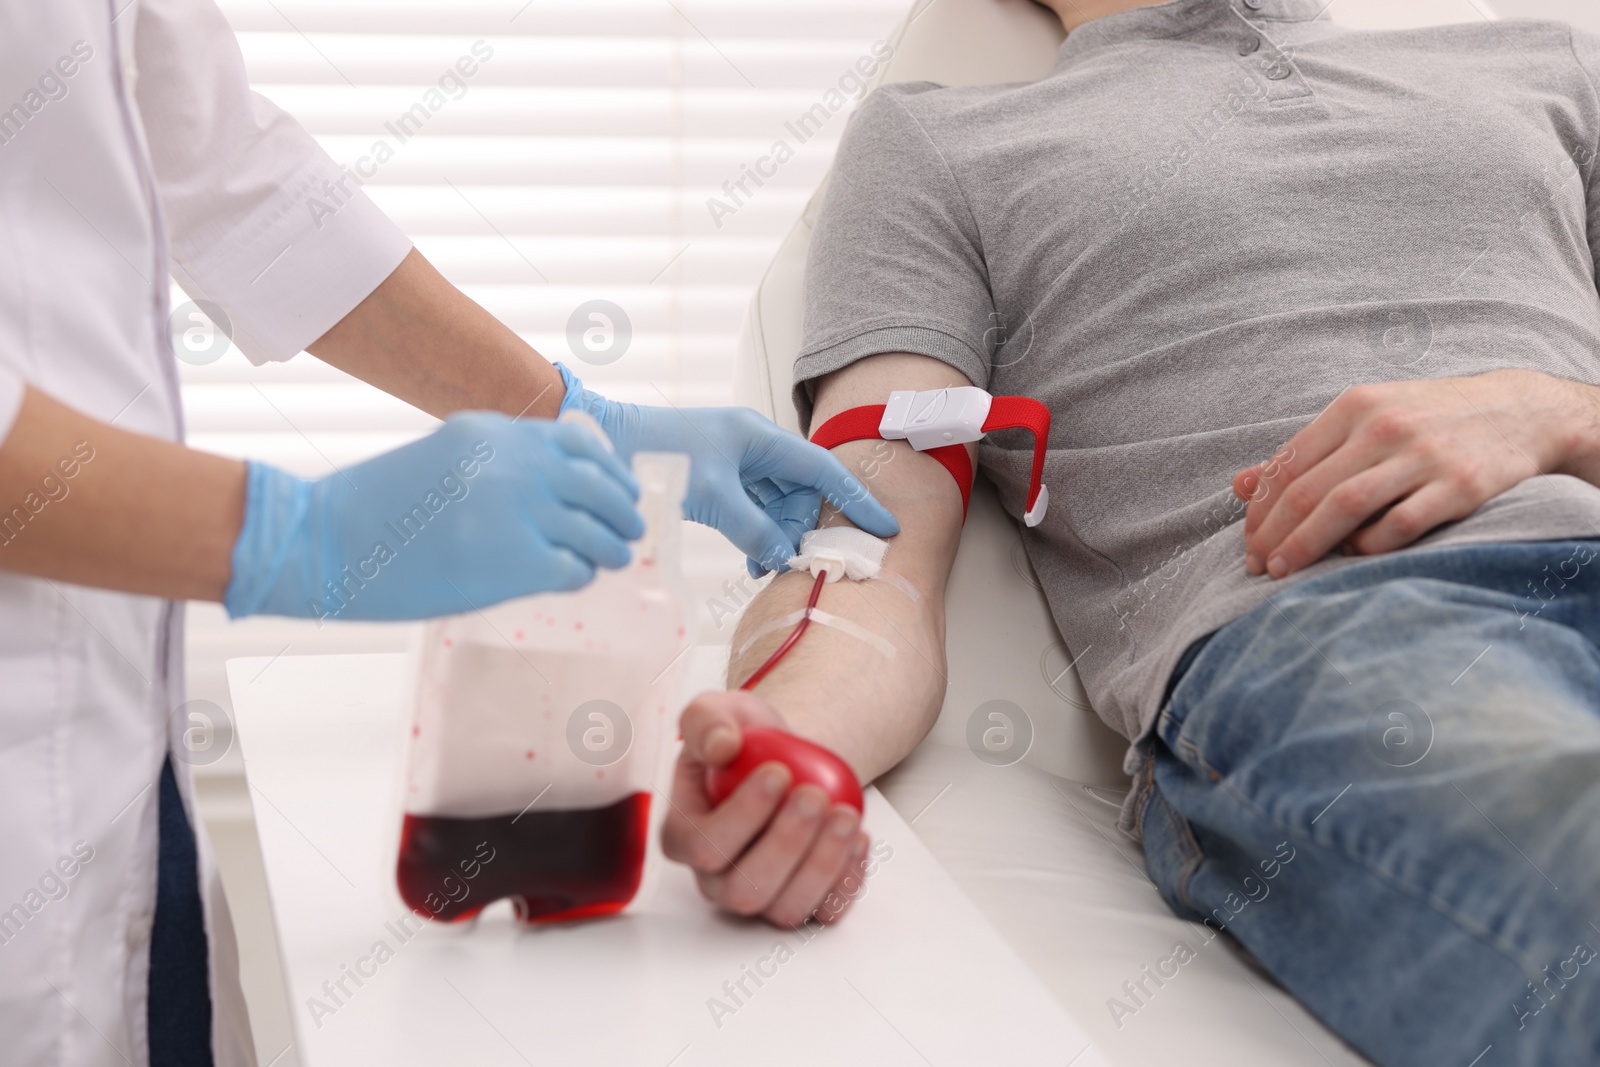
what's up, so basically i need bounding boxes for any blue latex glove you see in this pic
[225,412,644,622]
[554,363,900,576]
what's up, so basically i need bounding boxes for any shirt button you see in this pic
[1239,36,1262,55]
[1242,0,1264,8]
[1265,65,1293,80]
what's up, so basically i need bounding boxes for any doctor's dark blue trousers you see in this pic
[148,754,214,1065]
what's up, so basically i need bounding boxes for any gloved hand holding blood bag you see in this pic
[394,443,691,925]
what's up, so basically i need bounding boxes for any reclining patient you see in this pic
[664,1,1600,1063]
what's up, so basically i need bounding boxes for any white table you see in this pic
[228,651,1110,1066]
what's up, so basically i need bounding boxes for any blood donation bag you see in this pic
[397,449,690,925]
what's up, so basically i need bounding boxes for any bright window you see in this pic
[182,0,909,722]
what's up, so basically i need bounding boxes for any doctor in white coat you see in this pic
[0,2,898,1063]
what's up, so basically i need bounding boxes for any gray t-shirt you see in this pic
[794,0,1600,780]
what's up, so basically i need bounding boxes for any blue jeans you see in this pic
[1141,540,1600,1067]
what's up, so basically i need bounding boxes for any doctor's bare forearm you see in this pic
[0,387,243,600]
[307,248,568,422]
[726,353,972,784]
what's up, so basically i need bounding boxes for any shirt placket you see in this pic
[1165,0,1317,104]
[1227,0,1317,103]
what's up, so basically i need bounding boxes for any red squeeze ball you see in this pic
[703,728,864,813]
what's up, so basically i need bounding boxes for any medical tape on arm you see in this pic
[735,606,896,661]
[787,527,921,603]
[731,527,909,662]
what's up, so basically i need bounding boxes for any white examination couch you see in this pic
[733,1,1533,1062]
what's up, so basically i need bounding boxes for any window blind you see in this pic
[182,0,911,736]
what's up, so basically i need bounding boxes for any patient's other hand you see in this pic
[660,690,871,928]
[1232,369,1577,579]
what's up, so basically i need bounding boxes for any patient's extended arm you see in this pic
[660,352,972,926]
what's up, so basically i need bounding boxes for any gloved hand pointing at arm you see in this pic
[554,363,900,576]
[221,367,899,621]
[225,412,644,621]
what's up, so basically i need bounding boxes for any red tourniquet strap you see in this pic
[809,393,1050,522]
[809,404,886,449]
[810,406,976,518]
[925,445,975,516]
[983,396,1051,516]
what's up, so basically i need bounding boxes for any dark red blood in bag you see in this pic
[704,728,864,812]
[397,792,650,924]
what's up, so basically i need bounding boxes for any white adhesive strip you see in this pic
[735,607,897,661]
[875,567,922,603]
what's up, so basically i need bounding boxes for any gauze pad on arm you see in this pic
[788,526,888,582]
[787,525,921,603]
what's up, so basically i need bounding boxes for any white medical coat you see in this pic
[0,1,410,1062]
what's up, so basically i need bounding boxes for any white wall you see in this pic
[1494,0,1600,27]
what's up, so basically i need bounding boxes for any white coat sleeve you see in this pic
[131,0,413,364]
[0,365,23,444]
